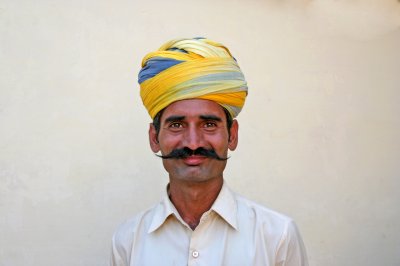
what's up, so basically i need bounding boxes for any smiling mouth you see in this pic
[182,155,207,165]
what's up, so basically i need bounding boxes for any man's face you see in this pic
[149,99,238,184]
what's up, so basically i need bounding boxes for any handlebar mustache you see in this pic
[156,147,229,161]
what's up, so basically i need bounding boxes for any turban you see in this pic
[138,37,248,119]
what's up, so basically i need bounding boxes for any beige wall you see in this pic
[1,0,399,265]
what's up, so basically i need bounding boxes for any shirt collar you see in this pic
[210,182,238,230]
[147,185,176,233]
[147,181,238,233]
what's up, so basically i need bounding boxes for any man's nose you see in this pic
[182,126,205,150]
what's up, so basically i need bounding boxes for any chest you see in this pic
[129,214,277,266]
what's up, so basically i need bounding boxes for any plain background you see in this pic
[1,0,399,265]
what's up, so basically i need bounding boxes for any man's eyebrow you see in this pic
[199,115,223,122]
[164,115,185,123]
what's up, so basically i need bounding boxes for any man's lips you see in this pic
[182,155,207,166]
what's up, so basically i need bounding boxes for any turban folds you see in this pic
[138,38,248,119]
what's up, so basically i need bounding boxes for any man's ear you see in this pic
[228,120,239,151]
[149,123,160,153]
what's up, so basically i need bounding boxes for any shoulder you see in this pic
[233,192,301,242]
[233,192,308,264]
[111,203,161,266]
[111,203,158,251]
[234,192,293,225]
[113,203,156,240]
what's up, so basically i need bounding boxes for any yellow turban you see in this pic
[138,37,248,119]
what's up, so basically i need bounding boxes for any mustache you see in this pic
[156,147,229,161]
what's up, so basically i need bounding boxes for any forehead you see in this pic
[161,99,226,120]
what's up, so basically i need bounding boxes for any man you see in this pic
[111,37,308,266]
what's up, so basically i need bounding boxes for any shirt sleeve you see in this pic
[275,220,308,266]
[110,230,129,266]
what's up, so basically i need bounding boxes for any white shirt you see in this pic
[111,182,308,266]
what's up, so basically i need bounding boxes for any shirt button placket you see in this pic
[188,221,205,265]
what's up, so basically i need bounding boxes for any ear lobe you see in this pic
[149,123,160,153]
[228,120,239,151]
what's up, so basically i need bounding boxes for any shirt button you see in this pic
[192,250,199,258]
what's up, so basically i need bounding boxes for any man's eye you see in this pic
[169,122,183,128]
[204,122,217,128]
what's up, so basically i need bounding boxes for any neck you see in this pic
[168,178,223,230]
